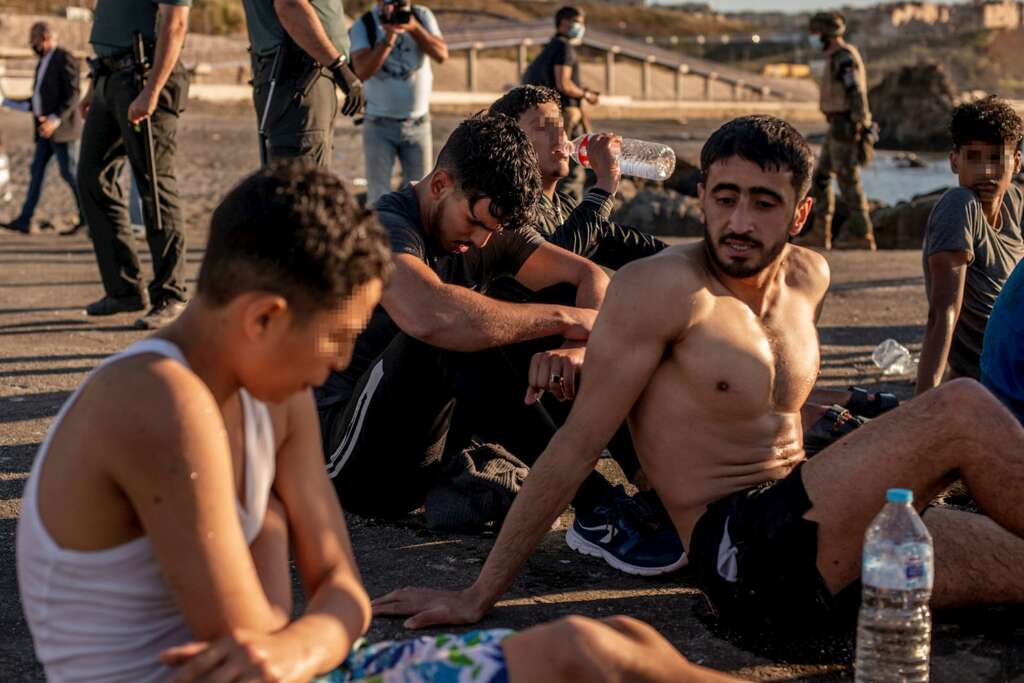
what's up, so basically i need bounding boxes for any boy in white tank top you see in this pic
[18,158,738,682]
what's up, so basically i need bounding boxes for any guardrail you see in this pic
[442,20,811,102]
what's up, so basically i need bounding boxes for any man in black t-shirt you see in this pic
[523,6,599,200]
[315,114,609,518]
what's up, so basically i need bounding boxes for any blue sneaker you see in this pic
[566,487,687,576]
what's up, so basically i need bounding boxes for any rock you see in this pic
[661,152,702,197]
[869,63,958,151]
[612,187,704,236]
[893,152,926,169]
[870,188,946,249]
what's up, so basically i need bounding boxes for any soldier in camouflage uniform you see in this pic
[799,11,877,250]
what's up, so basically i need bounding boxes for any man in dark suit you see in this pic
[1,22,84,234]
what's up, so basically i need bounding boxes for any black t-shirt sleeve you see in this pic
[551,39,575,67]
[374,191,427,261]
[473,227,545,285]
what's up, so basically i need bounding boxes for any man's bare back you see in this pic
[628,240,827,547]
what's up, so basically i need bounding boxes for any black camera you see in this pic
[381,0,413,25]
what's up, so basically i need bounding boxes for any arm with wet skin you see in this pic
[159,391,373,681]
[916,251,969,395]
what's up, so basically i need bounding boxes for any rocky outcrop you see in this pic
[870,189,945,249]
[869,63,958,151]
[612,187,704,237]
[662,153,701,197]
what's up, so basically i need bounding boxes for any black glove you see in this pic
[328,56,364,117]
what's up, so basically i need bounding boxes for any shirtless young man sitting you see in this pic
[375,115,1024,630]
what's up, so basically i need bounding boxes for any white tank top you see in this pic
[17,339,277,683]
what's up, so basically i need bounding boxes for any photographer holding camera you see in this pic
[350,0,447,205]
[241,0,365,166]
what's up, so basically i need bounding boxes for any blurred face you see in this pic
[425,171,503,254]
[558,13,584,36]
[699,156,811,279]
[241,279,383,403]
[950,141,1021,206]
[519,102,570,181]
[29,28,52,56]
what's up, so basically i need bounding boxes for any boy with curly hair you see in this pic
[918,96,1024,393]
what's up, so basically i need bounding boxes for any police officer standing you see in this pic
[241,0,365,166]
[800,11,877,251]
[78,0,191,329]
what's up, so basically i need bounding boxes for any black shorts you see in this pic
[689,464,859,628]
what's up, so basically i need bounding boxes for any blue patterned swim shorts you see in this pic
[314,628,514,683]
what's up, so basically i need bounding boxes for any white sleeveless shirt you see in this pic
[17,339,277,683]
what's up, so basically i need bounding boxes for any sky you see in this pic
[705,0,960,12]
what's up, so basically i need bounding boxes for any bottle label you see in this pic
[862,541,934,590]
[577,134,590,168]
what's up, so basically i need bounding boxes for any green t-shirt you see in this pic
[242,0,350,58]
[90,0,192,58]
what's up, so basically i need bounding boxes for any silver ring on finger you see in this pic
[549,373,563,386]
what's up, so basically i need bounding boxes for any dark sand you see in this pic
[1,108,1022,682]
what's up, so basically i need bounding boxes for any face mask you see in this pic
[567,22,585,40]
[808,34,824,51]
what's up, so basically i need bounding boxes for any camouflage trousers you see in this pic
[810,119,873,238]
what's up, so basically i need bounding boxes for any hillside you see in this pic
[3,0,748,40]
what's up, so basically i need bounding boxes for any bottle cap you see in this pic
[886,488,913,504]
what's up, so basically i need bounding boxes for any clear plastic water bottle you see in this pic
[567,134,677,181]
[855,488,933,683]
[871,339,916,376]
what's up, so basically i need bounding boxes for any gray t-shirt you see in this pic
[923,184,1024,378]
[349,6,441,119]
[315,185,545,407]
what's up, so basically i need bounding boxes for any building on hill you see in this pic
[843,0,1021,43]
[953,0,1022,31]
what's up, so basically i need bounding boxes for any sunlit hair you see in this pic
[434,114,542,231]
[197,160,392,319]
[951,96,1024,150]
[700,115,814,200]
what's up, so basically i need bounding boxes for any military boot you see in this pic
[794,215,832,250]
[832,213,877,251]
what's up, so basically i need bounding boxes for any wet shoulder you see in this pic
[72,353,219,464]
[613,242,712,304]
[783,244,830,297]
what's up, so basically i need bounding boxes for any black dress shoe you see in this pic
[135,298,187,329]
[1,219,32,234]
[59,221,87,237]
[84,293,149,316]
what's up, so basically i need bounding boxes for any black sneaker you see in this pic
[135,298,187,330]
[566,486,687,576]
[84,293,149,316]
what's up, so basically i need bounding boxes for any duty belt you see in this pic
[97,52,137,72]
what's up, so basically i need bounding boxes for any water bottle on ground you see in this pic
[855,488,933,683]
[872,339,916,376]
[567,134,676,181]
